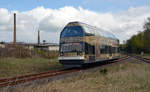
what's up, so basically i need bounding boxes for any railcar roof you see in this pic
[68,21,118,40]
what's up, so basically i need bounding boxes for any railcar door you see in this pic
[89,45,95,61]
[85,43,95,62]
[108,46,113,59]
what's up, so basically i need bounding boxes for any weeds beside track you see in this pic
[0,56,129,88]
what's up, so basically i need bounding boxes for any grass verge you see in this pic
[143,54,150,59]
[0,58,62,79]
[3,58,150,92]
[134,53,150,59]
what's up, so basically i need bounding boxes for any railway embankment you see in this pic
[2,56,150,92]
[0,58,62,79]
[0,46,62,79]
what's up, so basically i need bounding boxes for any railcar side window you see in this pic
[100,45,119,54]
[100,45,108,54]
[83,26,95,36]
[100,45,105,53]
[116,47,118,53]
[112,47,115,53]
[111,47,119,53]
[118,48,120,53]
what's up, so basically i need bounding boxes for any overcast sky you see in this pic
[0,0,150,43]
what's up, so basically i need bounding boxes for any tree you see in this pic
[143,18,150,52]
[122,17,150,53]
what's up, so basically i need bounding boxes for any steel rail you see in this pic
[131,55,150,63]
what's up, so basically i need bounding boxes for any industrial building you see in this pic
[0,42,59,51]
[0,13,59,51]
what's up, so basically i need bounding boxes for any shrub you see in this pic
[100,68,108,75]
[33,49,58,59]
[0,46,34,58]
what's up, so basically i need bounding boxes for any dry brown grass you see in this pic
[0,58,62,79]
[2,58,150,92]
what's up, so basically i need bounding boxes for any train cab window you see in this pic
[60,26,83,38]
[60,43,83,53]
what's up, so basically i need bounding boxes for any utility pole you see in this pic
[13,13,16,45]
[38,30,40,45]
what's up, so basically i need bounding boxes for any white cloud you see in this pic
[0,6,150,43]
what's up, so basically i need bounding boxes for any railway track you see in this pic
[131,55,150,63]
[0,56,129,88]
[0,69,79,88]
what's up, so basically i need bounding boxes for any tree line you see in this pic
[121,18,150,54]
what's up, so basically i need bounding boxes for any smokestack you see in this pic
[38,30,40,45]
[13,13,16,45]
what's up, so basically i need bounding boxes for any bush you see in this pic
[0,46,34,58]
[34,49,58,59]
[100,68,108,75]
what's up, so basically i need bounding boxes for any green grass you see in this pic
[143,54,150,59]
[0,58,62,79]
[133,53,150,59]
[4,58,150,92]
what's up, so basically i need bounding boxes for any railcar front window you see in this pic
[60,43,83,52]
[61,26,83,38]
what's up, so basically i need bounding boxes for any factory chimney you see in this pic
[13,13,16,45]
[38,30,40,45]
